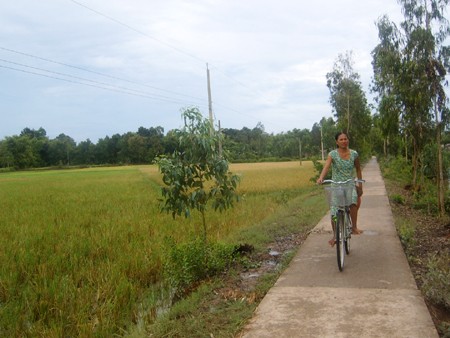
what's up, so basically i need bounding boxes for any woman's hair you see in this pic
[334,131,349,147]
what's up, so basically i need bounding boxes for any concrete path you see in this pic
[239,157,438,338]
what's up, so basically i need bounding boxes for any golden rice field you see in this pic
[0,161,319,337]
[139,160,315,194]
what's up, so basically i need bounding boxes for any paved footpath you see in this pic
[239,157,438,338]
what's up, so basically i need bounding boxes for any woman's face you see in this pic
[336,133,349,148]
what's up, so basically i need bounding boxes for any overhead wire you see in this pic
[1,1,277,131]
[70,0,266,96]
[0,63,208,107]
[68,0,206,66]
[67,0,271,126]
[0,46,205,103]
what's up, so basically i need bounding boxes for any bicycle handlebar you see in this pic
[321,178,365,185]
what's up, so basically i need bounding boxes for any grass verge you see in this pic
[132,186,326,337]
[383,175,450,337]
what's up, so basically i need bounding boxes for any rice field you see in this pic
[0,162,317,337]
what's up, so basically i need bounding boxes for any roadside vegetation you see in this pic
[381,157,450,337]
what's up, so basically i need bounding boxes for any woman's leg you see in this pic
[329,217,337,246]
[350,201,363,234]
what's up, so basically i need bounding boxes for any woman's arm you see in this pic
[316,155,332,184]
[354,156,363,196]
[354,157,362,180]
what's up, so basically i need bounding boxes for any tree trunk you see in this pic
[412,137,418,188]
[201,210,207,243]
[435,101,445,216]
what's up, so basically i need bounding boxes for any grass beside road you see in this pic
[0,162,327,337]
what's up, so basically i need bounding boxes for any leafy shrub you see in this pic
[422,251,450,309]
[390,194,405,205]
[421,143,438,180]
[310,157,330,183]
[397,220,416,248]
[444,192,450,216]
[381,156,412,183]
[413,194,439,215]
[162,238,236,299]
[274,191,290,205]
[437,321,450,338]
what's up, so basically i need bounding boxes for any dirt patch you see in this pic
[238,232,308,291]
[212,232,309,306]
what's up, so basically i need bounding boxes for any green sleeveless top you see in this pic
[329,149,358,181]
[329,149,359,211]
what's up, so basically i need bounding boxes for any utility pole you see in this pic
[347,94,350,135]
[299,138,302,166]
[320,123,324,161]
[206,63,222,156]
[206,63,214,133]
[218,120,223,158]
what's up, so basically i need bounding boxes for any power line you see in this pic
[0,51,279,130]
[69,0,206,66]
[0,58,186,102]
[68,0,267,97]
[0,46,205,103]
[66,0,274,127]
[3,2,275,131]
[0,63,207,108]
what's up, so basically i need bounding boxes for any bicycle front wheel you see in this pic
[336,211,345,271]
[345,210,351,255]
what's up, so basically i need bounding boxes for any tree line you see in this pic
[0,120,342,169]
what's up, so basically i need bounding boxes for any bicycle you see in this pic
[322,178,365,271]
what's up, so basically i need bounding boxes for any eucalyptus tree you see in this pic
[296,128,313,160]
[0,141,14,168]
[311,117,338,158]
[3,135,37,169]
[372,0,450,214]
[250,122,268,157]
[95,135,121,164]
[326,51,372,156]
[371,15,404,157]
[48,134,76,166]
[74,139,96,165]
[407,0,450,215]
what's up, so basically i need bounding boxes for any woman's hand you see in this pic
[356,185,363,197]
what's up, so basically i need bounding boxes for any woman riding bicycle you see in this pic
[316,131,363,246]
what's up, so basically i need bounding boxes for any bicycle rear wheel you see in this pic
[336,211,345,271]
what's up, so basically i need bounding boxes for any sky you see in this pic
[0,0,406,143]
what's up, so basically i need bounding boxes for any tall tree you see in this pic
[311,117,338,158]
[406,0,450,215]
[48,134,76,166]
[326,51,372,155]
[371,16,404,157]
[0,141,14,168]
[372,0,450,214]
[74,139,96,165]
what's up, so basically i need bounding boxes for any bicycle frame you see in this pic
[322,178,364,271]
